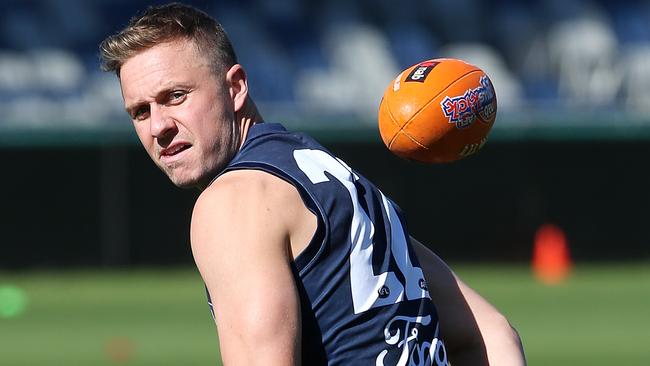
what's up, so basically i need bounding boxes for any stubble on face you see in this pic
[119,39,238,190]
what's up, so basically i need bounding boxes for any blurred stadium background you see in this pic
[1,0,649,365]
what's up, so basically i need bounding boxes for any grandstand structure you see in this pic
[0,0,649,135]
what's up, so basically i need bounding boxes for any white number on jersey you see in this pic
[294,149,429,314]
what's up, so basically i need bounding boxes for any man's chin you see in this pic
[169,175,202,190]
[162,169,202,190]
[172,180,198,190]
[160,163,219,190]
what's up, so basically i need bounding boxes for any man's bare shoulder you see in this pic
[193,169,300,218]
[192,170,289,237]
[191,169,315,255]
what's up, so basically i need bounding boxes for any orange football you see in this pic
[378,58,497,163]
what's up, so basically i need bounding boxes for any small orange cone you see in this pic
[532,224,572,285]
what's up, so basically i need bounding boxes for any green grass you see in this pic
[454,263,650,365]
[0,269,218,366]
[1,264,649,365]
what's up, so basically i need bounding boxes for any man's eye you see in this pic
[133,107,149,120]
[169,90,186,102]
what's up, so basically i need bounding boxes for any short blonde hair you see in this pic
[99,3,237,77]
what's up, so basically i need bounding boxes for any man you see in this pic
[100,3,525,365]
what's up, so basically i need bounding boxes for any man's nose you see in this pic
[150,105,177,140]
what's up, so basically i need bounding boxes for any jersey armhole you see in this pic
[220,162,328,273]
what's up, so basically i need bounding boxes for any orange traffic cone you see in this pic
[532,224,572,285]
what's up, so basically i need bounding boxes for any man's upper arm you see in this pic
[410,237,488,363]
[190,170,306,366]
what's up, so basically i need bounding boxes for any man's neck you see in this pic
[236,100,263,149]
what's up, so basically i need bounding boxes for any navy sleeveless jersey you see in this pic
[207,123,448,365]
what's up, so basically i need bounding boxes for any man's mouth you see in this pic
[160,143,192,163]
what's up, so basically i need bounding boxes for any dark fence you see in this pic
[2,126,648,268]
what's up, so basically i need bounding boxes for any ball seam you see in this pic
[398,69,482,145]
[399,130,429,149]
[385,98,403,149]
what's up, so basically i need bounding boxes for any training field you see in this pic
[1,263,648,365]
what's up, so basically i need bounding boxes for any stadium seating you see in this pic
[0,0,648,126]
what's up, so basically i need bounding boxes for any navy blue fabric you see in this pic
[206,123,446,365]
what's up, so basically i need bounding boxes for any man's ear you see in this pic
[225,64,248,113]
